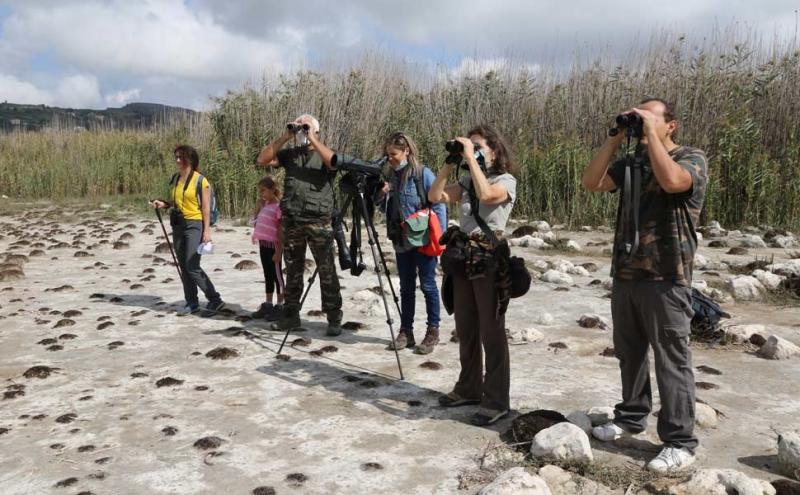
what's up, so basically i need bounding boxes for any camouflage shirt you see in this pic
[607,145,708,285]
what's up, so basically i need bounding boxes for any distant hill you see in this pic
[0,102,198,132]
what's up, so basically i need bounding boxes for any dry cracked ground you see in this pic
[1,202,799,495]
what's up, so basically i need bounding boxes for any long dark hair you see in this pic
[258,176,283,200]
[174,144,200,171]
[467,124,515,174]
[382,131,422,185]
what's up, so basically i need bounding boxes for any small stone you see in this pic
[724,324,765,344]
[507,327,544,345]
[669,468,776,495]
[587,406,614,426]
[541,270,573,285]
[695,402,719,428]
[740,234,768,249]
[477,467,551,495]
[565,411,593,434]
[577,314,609,330]
[726,275,765,301]
[778,431,800,481]
[758,335,800,360]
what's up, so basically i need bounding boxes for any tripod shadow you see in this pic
[252,338,511,432]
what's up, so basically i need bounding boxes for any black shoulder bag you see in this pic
[466,182,531,298]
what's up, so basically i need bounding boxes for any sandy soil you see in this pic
[1,204,798,494]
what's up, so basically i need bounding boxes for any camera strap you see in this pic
[467,182,501,249]
[621,147,642,258]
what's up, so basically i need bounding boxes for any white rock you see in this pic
[478,467,551,495]
[771,235,797,249]
[534,313,556,326]
[778,431,800,480]
[696,231,704,241]
[587,406,615,426]
[752,269,785,290]
[723,324,765,344]
[728,229,742,237]
[758,335,800,360]
[567,266,590,277]
[351,289,380,302]
[786,249,800,259]
[565,411,593,434]
[530,422,593,462]
[541,270,573,285]
[579,226,593,232]
[552,259,575,273]
[768,260,800,277]
[702,287,732,304]
[709,221,723,230]
[532,221,551,232]
[669,468,776,495]
[510,235,548,249]
[508,327,544,345]
[695,402,719,428]
[740,234,767,249]
[361,299,394,318]
[530,259,550,272]
[538,465,615,495]
[695,253,709,270]
[601,279,614,291]
[692,279,708,291]
[726,276,765,301]
[565,240,582,252]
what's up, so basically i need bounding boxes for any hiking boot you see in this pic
[646,447,696,474]
[271,308,301,331]
[414,326,440,355]
[176,304,199,316]
[206,299,226,313]
[265,303,283,322]
[251,302,273,319]
[438,391,480,408]
[591,422,630,442]
[326,318,342,336]
[387,329,415,350]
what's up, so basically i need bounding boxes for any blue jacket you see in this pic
[379,166,447,252]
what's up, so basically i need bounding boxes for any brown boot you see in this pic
[387,329,415,350]
[414,326,440,355]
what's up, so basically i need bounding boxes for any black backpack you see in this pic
[690,288,731,340]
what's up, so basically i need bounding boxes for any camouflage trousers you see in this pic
[283,221,342,322]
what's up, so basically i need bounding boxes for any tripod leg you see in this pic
[277,268,318,355]
[373,237,402,317]
[356,191,404,380]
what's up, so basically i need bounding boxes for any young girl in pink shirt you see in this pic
[251,176,285,320]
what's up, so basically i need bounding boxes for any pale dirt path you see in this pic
[0,206,798,494]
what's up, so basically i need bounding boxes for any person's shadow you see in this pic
[97,293,389,346]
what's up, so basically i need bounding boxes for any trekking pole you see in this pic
[154,207,183,281]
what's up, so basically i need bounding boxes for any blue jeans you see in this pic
[395,250,440,335]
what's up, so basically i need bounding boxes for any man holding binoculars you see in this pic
[256,115,344,336]
[581,98,709,473]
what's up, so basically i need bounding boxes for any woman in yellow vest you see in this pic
[151,145,225,315]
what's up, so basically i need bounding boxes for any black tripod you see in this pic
[277,174,405,380]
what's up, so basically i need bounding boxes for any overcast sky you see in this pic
[0,0,797,110]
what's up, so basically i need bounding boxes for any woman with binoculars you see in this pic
[428,124,517,426]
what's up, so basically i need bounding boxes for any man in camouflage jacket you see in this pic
[256,115,343,336]
[581,98,709,474]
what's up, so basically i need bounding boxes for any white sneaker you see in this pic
[646,447,696,474]
[591,422,629,442]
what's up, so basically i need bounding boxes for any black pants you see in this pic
[611,279,698,453]
[172,220,220,307]
[259,244,283,295]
